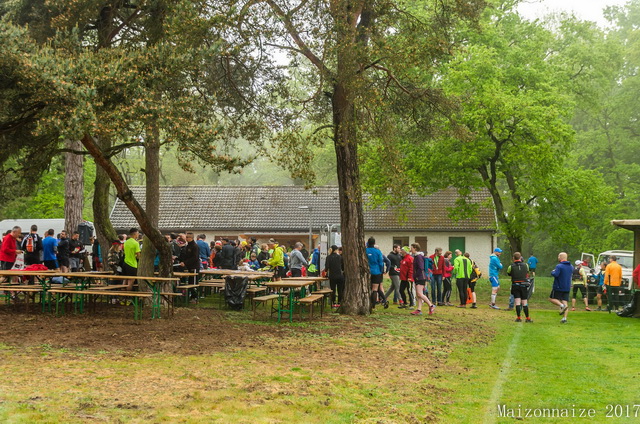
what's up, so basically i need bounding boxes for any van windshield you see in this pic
[598,254,633,269]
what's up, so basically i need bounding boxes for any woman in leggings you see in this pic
[410,243,435,316]
[442,251,454,306]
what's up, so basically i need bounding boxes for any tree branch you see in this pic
[262,0,333,78]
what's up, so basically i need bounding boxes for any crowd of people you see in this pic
[2,224,638,320]
[0,225,93,273]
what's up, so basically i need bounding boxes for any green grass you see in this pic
[0,277,637,423]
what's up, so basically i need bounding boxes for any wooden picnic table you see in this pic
[264,280,317,323]
[200,269,272,277]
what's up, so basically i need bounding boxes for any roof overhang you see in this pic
[611,220,640,231]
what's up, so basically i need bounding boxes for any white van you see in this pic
[581,250,634,291]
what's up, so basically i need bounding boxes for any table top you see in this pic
[105,275,179,281]
[0,270,57,276]
[173,272,198,277]
[264,280,316,289]
[285,277,328,282]
[200,269,272,276]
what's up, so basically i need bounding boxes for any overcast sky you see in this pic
[518,0,629,26]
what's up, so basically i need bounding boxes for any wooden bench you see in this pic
[251,294,280,319]
[1,286,45,313]
[174,284,200,306]
[159,292,182,316]
[298,294,324,320]
[48,289,152,320]
[311,288,333,310]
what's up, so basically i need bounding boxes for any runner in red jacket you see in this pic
[398,247,414,309]
[0,226,23,270]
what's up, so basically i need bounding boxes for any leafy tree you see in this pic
[393,4,612,254]
[240,0,483,314]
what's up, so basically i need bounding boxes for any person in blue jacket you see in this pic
[489,248,504,309]
[527,254,538,276]
[549,252,573,323]
[366,237,387,310]
[309,245,321,276]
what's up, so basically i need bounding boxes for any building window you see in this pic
[393,236,409,247]
[415,236,428,252]
[449,237,466,256]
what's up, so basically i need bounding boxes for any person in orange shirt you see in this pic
[604,255,623,312]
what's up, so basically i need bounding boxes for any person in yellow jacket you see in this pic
[604,255,623,312]
[267,238,285,281]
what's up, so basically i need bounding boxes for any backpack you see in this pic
[25,236,35,253]
[470,261,482,282]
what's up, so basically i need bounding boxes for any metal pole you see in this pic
[308,207,313,257]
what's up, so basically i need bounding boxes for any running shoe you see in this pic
[560,318,567,324]
[596,307,602,311]
[429,305,435,315]
[456,304,466,308]
[506,307,513,311]
[410,309,422,315]
[489,304,500,310]
[585,307,592,311]
[384,301,389,309]
[570,307,576,311]
[515,317,522,322]
[559,304,568,315]
[525,318,533,323]
[470,304,477,309]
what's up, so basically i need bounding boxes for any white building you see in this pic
[110,186,498,272]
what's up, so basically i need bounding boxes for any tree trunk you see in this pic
[64,139,84,235]
[138,125,163,290]
[93,136,118,267]
[81,134,172,282]
[332,81,370,315]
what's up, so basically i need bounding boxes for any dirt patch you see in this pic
[0,305,299,354]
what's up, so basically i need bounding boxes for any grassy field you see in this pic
[0,277,637,423]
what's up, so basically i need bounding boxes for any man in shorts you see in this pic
[489,248,503,309]
[549,252,572,323]
[527,254,538,277]
[571,259,591,311]
[123,228,141,290]
[367,237,387,310]
[42,229,59,270]
[507,252,532,322]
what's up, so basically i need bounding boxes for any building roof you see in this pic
[109,186,496,232]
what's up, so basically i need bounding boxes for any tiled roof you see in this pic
[109,186,495,232]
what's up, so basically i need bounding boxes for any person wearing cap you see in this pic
[398,246,414,309]
[489,248,504,309]
[571,259,591,311]
[211,241,223,268]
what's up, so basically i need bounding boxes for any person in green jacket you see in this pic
[267,238,285,281]
[453,249,473,308]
